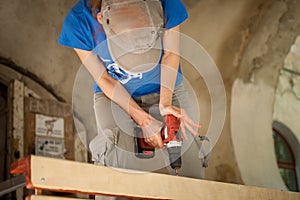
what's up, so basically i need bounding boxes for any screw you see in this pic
[41,177,46,183]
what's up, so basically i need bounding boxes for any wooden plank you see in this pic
[26,195,90,200]
[21,155,300,200]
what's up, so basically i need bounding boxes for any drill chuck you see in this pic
[167,146,182,170]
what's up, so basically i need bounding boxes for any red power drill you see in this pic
[134,114,182,175]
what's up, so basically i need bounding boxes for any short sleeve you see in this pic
[58,11,94,51]
[161,0,188,29]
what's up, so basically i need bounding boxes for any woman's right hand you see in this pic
[139,115,164,148]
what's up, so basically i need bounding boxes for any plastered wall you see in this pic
[0,0,79,103]
[274,35,300,145]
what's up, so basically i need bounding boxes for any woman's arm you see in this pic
[159,26,200,138]
[74,48,164,147]
[160,26,180,107]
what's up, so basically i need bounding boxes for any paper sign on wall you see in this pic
[36,136,65,159]
[35,114,64,138]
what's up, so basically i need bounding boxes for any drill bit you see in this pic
[175,169,179,176]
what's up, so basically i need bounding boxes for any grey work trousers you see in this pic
[89,84,205,200]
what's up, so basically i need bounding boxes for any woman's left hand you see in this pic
[160,105,201,140]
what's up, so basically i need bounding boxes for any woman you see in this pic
[59,0,203,182]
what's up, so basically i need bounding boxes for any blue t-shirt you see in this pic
[58,0,188,97]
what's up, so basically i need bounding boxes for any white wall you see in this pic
[231,80,286,189]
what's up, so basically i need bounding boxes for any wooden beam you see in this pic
[12,156,300,200]
[26,195,90,200]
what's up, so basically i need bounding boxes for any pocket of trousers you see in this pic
[89,129,119,166]
[89,134,108,165]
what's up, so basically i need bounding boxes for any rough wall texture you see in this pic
[273,35,300,190]
[231,0,300,189]
[274,35,300,144]
[0,0,79,103]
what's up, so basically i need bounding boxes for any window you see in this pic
[273,127,299,192]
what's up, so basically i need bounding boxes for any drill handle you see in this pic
[161,114,182,143]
